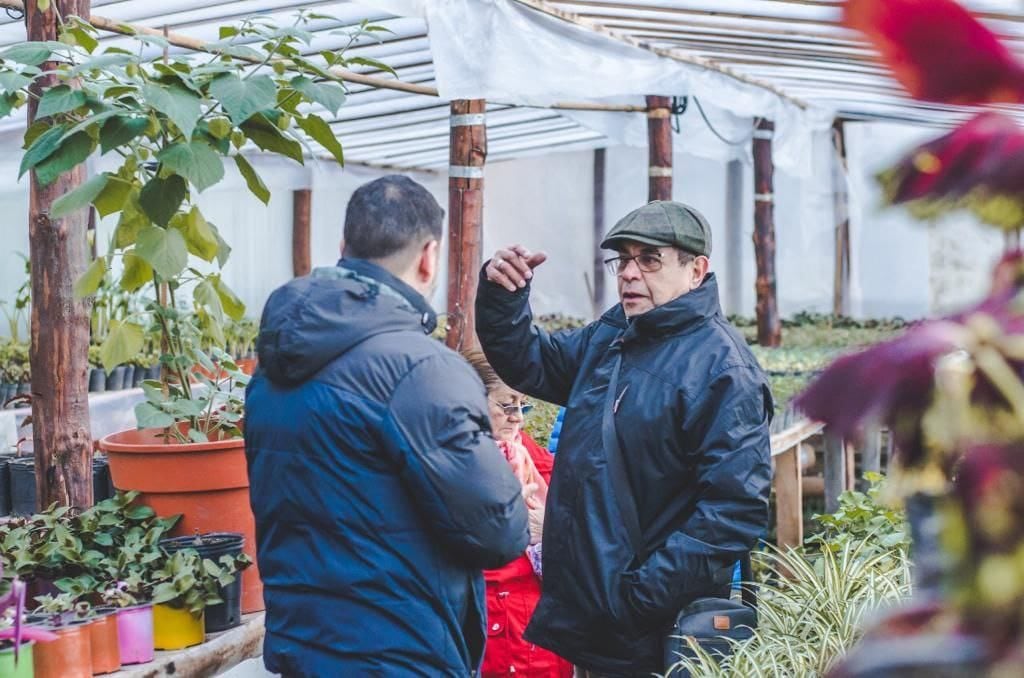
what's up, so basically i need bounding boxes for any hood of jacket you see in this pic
[256,258,437,386]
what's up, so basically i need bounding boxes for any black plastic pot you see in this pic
[0,451,13,516]
[106,365,128,391]
[131,365,145,388]
[92,456,112,503]
[88,368,107,393]
[145,364,161,381]
[9,457,36,516]
[15,381,29,396]
[2,383,15,405]
[161,532,245,632]
[122,365,136,390]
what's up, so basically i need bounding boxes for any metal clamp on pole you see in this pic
[449,165,484,179]
[648,167,673,178]
[752,129,774,140]
[450,113,486,127]
[754,192,774,202]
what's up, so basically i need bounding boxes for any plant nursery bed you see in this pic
[107,613,264,678]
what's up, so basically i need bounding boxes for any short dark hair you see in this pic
[343,175,444,260]
[678,249,696,265]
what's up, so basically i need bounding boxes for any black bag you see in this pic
[599,345,758,674]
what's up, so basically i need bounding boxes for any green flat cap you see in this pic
[601,200,712,256]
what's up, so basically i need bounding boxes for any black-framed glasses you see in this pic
[490,399,533,417]
[604,252,665,277]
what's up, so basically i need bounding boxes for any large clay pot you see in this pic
[100,428,262,613]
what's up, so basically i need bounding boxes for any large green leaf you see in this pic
[0,71,32,93]
[74,256,107,298]
[135,226,188,280]
[0,92,18,119]
[296,113,343,165]
[193,279,224,323]
[0,44,52,66]
[233,154,269,205]
[120,251,153,292]
[209,73,277,125]
[170,206,219,262]
[51,173,108,218]
[240,114,303,164]
[142,82,201,141]
[157,140,225,192]
[100,115,148,154]
[100,320,145,372]
[36,85,86,118]
[211,223,231,268]
[18,125,65,177]
[113,191,148,248]
[290,76,346,116]
[138,174,187,226]
[134,401,176,430]
[34,131,94,186]
[93,176,135,217]
[211,275,245,320]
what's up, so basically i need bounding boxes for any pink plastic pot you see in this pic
[115,604,154,665]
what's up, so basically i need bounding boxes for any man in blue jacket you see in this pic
[476,201,773,676]
[246,175,530,676]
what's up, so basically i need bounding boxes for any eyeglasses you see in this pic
[604,252,665,277]
[490,400,533,417]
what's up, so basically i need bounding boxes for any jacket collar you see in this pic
[601,273,723,344]
[336,258,437,334]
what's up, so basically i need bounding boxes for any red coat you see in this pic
[482,433,572,678]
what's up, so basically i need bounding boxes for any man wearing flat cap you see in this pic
[475,201,773,677]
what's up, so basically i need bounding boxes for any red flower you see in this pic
[879,113,1024,231]
[844,0,1024,104]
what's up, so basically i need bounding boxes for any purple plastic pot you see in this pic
[115,604,154,665]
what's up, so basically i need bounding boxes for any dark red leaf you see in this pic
[845,0,1024,104]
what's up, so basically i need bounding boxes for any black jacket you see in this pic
[476,272,772,674]
[246,259,529,676]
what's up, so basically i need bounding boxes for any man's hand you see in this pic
[485,245,548,292]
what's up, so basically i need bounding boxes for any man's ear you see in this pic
[339,239,346,258]
[692,255,710,286]
[417,239,440,285]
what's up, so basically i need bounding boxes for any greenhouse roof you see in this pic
[0,0,1019,170]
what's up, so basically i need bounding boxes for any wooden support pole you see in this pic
[824,432,848,513]
[859,425,881,490]
[292,189,312,278]
[752,119,781,347]
[646,96,673,202]
[832,120,851,316]
[592,148,606,315]
[27,0,93,510]
[446,99,486,353]
[774,444,804,550]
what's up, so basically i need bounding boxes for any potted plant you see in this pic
[149,549,227,650]
[27,595,92,678]
[161,532,251,632]
[0,9,385,614]
[102,585,153,666]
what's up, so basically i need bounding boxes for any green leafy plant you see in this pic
[148,549,222,617]
[0,254,30,343]
[0,11,386,438]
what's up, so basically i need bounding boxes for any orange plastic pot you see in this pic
[33,623,91,678]
[88,611,121,674]
[236,357,258,375]
[100,427,263,613]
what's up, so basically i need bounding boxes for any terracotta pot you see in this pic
[99,427,263,613]
[33,622,91,678]
[153,604,205,650]
[87,610,121,674]
[115,604,154,665]
[236,357,258,375]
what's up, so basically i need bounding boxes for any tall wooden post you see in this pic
[752,119,781,347]
[446,99,486,352]
[292,189,312,277]
[27,0,93,510]
[646,96,672,201]
[592,148,606,316]
[832,120,851,316]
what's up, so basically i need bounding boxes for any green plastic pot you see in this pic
[0,642,36,678]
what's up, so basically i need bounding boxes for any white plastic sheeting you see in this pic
[421,0,833,176]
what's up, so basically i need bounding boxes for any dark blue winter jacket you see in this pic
[246,259,529,677]
[476,272,773,675]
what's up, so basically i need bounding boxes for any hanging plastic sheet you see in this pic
[406,0,834,177]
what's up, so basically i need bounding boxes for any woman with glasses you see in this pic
[463,349,572,678]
